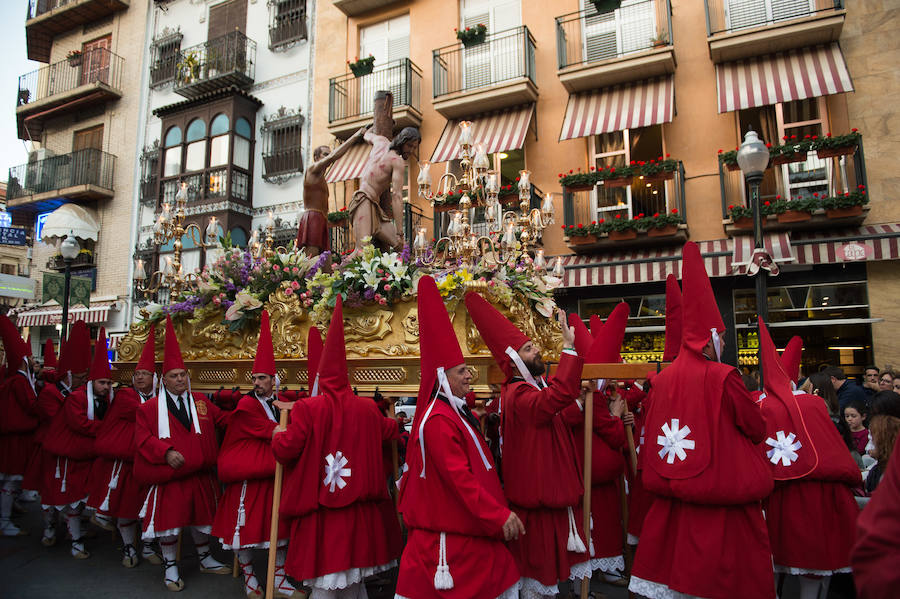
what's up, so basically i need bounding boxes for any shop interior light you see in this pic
[498,152,508,159]
[827,346,865,350]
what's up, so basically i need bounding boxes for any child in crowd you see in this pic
[843,399,869,455]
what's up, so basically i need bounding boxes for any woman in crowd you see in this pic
[865,391,900,494]
[810,372,864,469]
[843,399,869,456]
[878,370,895,392]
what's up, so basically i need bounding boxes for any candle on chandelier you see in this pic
[458,121,473,146]
[552,256,565,278]
[518,169,531,192]
[265,211,275,229]
[205,216,218,242]
[163,256,174,276]
[534,248,546,270]
[417,161,432,186]
[486,173,499,194]
[502,222,516,246]
[473,144,490,171]
[414,227,428,250]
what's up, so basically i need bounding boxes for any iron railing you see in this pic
[330,59,422,123]
[269,0,307,49]
[563,161,686,229]
[433,25,536,98]
[262,147,304,180]
[7,148,116,200]
[17,48,124,107]
[705,0,843,37]
[403,202,433,245]
[159,165,252,206]
[556,0,673,69]
[718,140,866,219]
[173,30,256,96]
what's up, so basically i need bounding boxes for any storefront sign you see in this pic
[0,212,12,227]
[0,227,27,246]
[0,274,35,299]
[841,243,873,262]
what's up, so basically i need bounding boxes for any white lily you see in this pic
[225,290,262,321]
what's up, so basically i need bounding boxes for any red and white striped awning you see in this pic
[429,104,535,163]
[732,232,795,273]
[559,76,674,141]
[15,300,119,328]
[325,143,371,183]
[558,239,732,288]
[790,224,900,264]
[716,43,854,113]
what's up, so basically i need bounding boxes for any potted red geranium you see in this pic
[814,129,861,159]
[564,223,597,245]
[327,207,350,228]
[821,184,867,218]
[636,209,682,237]
[727,204,753,229]
[606,213,638,240]
[771,195,818,223]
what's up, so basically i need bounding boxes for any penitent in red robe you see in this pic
[212,394,288,549]
[23,382,70,494]
[86,388,149,519]
[396,398,520,599]
[501,352,589,593]
[134,391,227,538]
[0,372,38,479]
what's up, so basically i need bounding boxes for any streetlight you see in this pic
[59,234,80,341]
[737,129,770,386]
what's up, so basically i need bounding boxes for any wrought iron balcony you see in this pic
[173,31,257,99]
[328,59,422,139]
[25,0,130,62]
[16,48,125,140]
[7,148,116,208]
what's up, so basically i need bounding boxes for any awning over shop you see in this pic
[325,143,371,184]
[15,300,120,327]
[732,232,794,274]
[40,204,101,242]
[790,224,900,265]
[716,43,853,114]
[429,104,535,163]
[559,76,674,142]
[558,239,732,288]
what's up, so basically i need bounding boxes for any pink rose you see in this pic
[291,280,300,290]
[284,288,293,296]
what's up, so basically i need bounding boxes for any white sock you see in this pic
[160,535,179,582]
[0,480,18,520]
[65,506,83,541]
[191,528,223,568]
[42,506,56,531]
[117,519,137,547]
[238,549,260,591]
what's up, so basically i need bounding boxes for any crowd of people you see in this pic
[0,240,898,599]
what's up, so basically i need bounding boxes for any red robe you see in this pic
[762,392,861,574]
[632,362,774,599]
[852,440,900,598]
[396,398,519,598]
[134,391,227,537]
[23,382,70,493]
[212,394,288,548]
[41,387,108,507]
[0,372,38,478]
[272,394,401,584]
[86,388,149,519]
[501,352,588,589]
[624,383,652,541]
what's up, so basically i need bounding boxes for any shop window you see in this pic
[150,28,183,88]
[261,107,304,183]
[268,0,307,50]
[579,293,668,361]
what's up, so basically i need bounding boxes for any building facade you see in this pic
[309,0,900,376]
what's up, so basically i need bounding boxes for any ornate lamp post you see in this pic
[59,234,80,340]
[737,129,771,385]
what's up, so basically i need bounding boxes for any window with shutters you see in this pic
[725,0,813,31]
[81,36,112,86]
[150,28,183,88]
[268,0,307,50]
[261,107,305,183]
[358,15,410,114]
[460,0,522,88]
[208,0,248,39]
[581,0,656,62]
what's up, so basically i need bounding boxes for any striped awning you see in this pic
[716,43,853,114]
[325,143,371,183]
[559,76,674,142]
[790,224,900,265]
[15,300,119,328]
[429,104,535,163]
[558,239,732,288]
[732,232,795,273]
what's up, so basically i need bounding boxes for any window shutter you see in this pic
[208,0,247,39]
[770,0,812,22]
[726,0,767,30]
[619,0,656,54]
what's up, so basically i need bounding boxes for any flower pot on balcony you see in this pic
[642,171,675,183]
[460,31,487,47]
[816,146,857,159]
[825,205,863,219]
[498,194,520,205]
[776,210,812,223]
[609,229,637,241]
[434,203,459,213]
[733,217,754,230]
[646,224,679,238]
[327,219,349,229]
[349,62,374,78]
[563,184,595,193]
[771,152,807,166]
[724,162,741,172]
[67,55,82,67]
[568,234,597,245]
[604,176,632,188]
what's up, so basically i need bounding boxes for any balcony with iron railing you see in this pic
[556,0,675,93]
[16,48,124,140]
[718,139,867,234]
[328,59,423,139]
[7,148,116,209]
[562,161,687,253]
[705,0,845,62]
[25,0,130,62]
[159,166,252,210]
[432,26,537,120]
[173,31,257,99]
[333,0,403,17]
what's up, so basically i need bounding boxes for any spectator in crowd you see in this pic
[864,391,900,494]
[862,366,881,397]
[878,371,895,392]
[742,373,758,392]
[843,399,869,456]
[811,372,864,469]
[825,366,869,411]
[893,377,900,394]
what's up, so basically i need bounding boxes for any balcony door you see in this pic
[73,124,104,188]
[460,0,521,90]
[725,0,813,31]
[582,0,656,62]
[358,14,410,115]
[81,36,111,86]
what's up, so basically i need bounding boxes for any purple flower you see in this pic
[400,243,411,265]
[363,288,375,301]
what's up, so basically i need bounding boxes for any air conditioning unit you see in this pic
[27,148,54,163]
[25,148,55,192]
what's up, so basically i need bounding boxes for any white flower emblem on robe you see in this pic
[657,418,695,464]
[323,451,351,492]
[766,430,802,466]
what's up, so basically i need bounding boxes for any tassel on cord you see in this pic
[434,532,454,590]
[60,458,68,493]
[567,506,587,553]
[99,460,122,512]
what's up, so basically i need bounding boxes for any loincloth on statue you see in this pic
[296,209,329,251]
[348,189,394,225]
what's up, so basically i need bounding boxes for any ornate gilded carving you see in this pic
[343,309,394,344]
[401,308,419,343]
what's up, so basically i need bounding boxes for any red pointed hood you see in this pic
[780,336,803,383]
[252,310,276,377]
[663,274,683,362]
[135,325,157,373]
[65,320,92,375]
[307,326,323,394]
[759,318,817,480]
[162,316,186,374]
[0,315,28,370]
[25,333,32,357]
[43,339,58,370]
[464,291,529,382]
[318,295,349,395]
[88,327,112,381]
[586,302,629,363]
[568,313,592,356]
[588,313,603,338]
[680,242,725,358]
